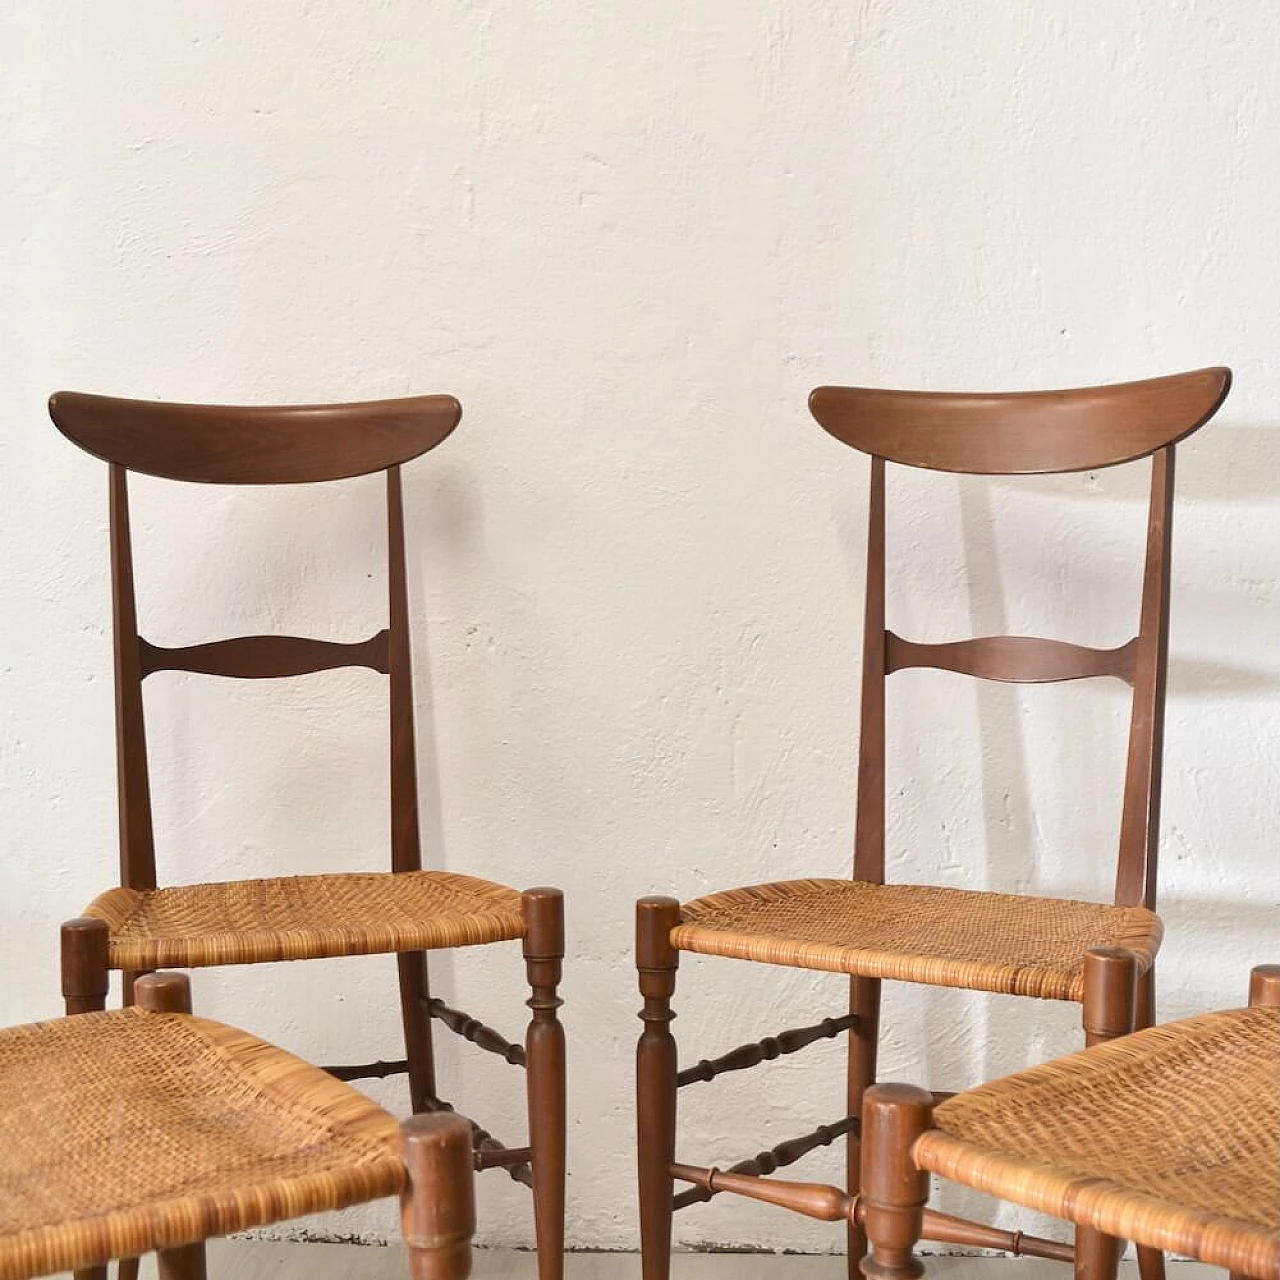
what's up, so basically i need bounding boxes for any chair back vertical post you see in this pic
[387,463,423,874]
[853,456,887,884]
[109,463,158,892]
[1115,447,1174,910]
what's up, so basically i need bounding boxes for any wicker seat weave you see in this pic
[674,879,1162,1001]
[0,1007,404,1280]
[919,1007,1279,1278]
[86,870,525,970]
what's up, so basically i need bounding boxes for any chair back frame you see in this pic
[49,392,462,892]
[808,369,1231,910]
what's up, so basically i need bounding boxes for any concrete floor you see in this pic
[85,1243,1216,1279]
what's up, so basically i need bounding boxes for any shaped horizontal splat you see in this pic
[139,631,391,680]
[886,632,1138,685]
[425,996,527,1066]
[672,1114,858,1211]
[678,1011,861,1087]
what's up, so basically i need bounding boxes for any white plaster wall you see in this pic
[3,0,1278,1254]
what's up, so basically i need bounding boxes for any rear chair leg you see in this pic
[846,975,882,1273]
[859,1083,932,1280]
[399,950,439,1114]
[133,974,208,1280]
[523,888,566,1280]
[1076,948,1137,1280]
[401,1112,477,1280]
[636,897,680,1280]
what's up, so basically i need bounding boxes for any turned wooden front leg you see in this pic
[401,1112,476,1280]
[860,1084,933,1280]
[636,896,681,1280]
[523,887,566,1280]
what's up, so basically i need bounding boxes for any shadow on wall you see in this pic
[857,419,1280,1104]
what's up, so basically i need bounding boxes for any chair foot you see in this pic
[401,1112,476,1280]
[636,897,680,1280]
[62,917,110,1015]
[523,887,566,1280]
[860,1084,932,1280]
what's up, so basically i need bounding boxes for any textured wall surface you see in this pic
[3,0,1278,1254]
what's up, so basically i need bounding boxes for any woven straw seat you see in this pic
[917,1006,1279,1277]
[0,1005,406,1280]
[674,879,1162,1001]
[84,870,525,970]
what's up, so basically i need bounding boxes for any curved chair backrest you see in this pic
[48,392,460,484]
[808,368,1229,475]
[810,368,1231,911]
[49,392,461,892]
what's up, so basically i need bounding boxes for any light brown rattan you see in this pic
[85,870,525,970]
[919,1007,1279,1277]
[0,1006,405,1280]
[674,879,1162,1001]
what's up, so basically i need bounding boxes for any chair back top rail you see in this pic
[49,392,461,483]
[809,367,1230,474]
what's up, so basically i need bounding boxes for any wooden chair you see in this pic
[0,967,476,1280]
[668,964,1280,1280]
[636,368,1232,1280]
[48,393,565,1280]
[858,963,1280,1280]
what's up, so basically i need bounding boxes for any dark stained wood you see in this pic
[886,633,1137,685]
[426,997,527,1066]
[673,1161,858,1222]
[1077,948,1137,1280]
[845,975,881,1272]
[636,897,681,1280]
[1081,948,1138,1048]
[1248,965,1280,1009]
[809,368,1230,475]
[1115,448,1174,910]
[49,392,461,485]
[52,390,565,1277]
[670,1163,1072,1262]
[61,917,110,1015]
[385,460,440,1127]
[399,1112,476,1280]
[133,971,193,1015]
[421,1093,533,1187]
[523,888,566,1280]
[323,1058,411,1082]
[134,974,207,1280]
[110,466,158,892]
[859,1084,932,1280]
[139,632,390,680]
[387,465,422,876]
[677,1011,861,1086]
[920,1210,1075,1263]
[853,456,887,884]
[641,371,1227,1280]
[475,1145,533,1170]
[399,952,439,1115]
[672,1114,858,1211]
